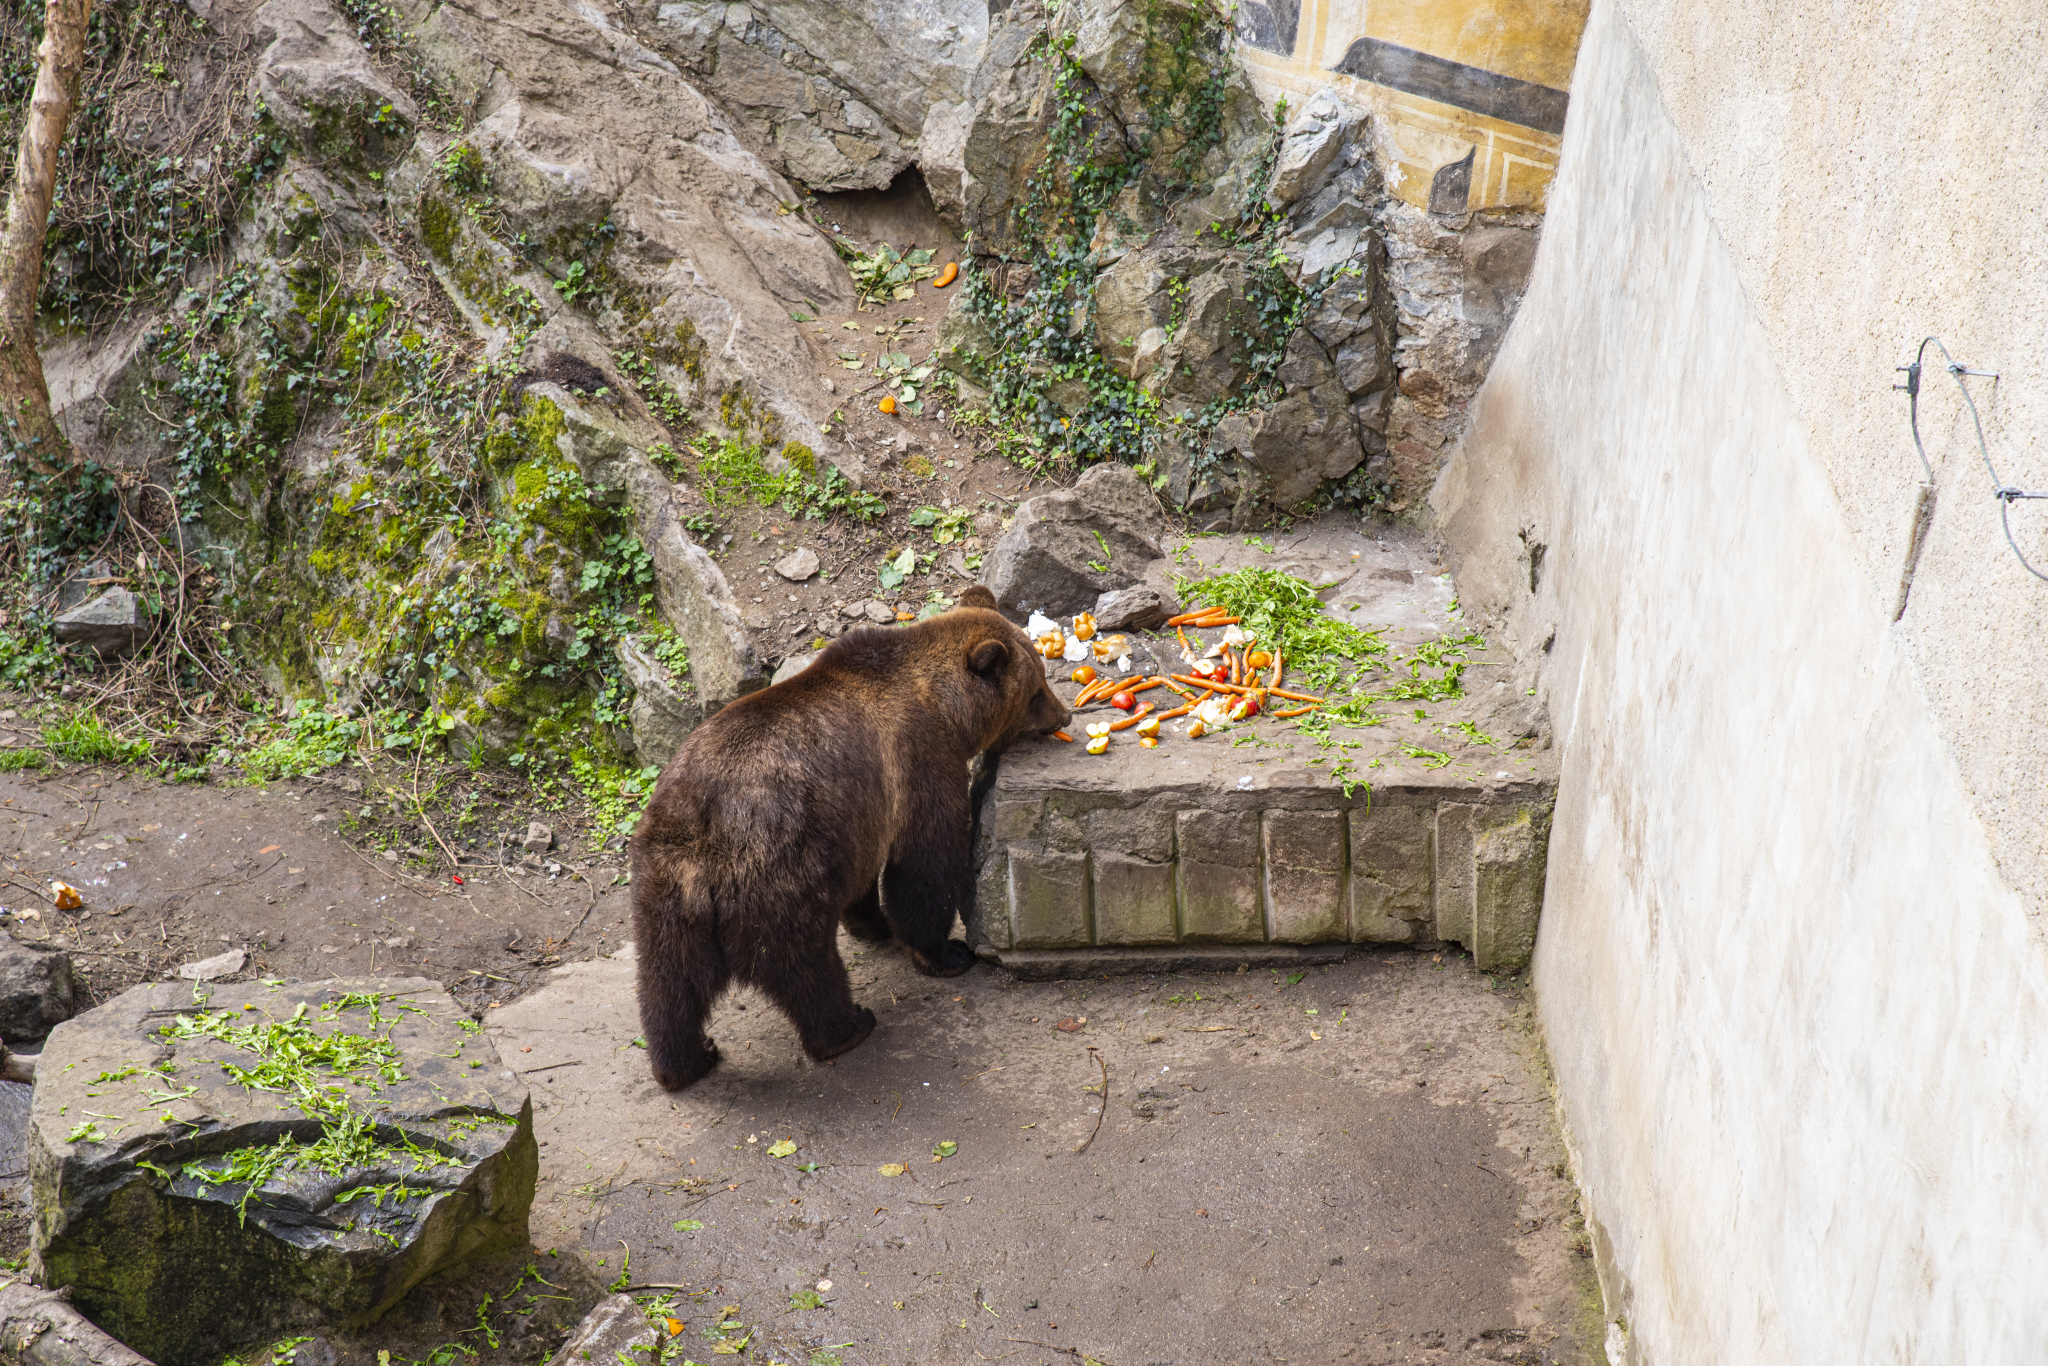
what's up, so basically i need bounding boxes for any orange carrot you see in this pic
[1052,730,1075,741]
[1166,609,1222,626]
[1157,677,1197,700]
[1269,646,1283,690]
[1269,688,1326,704]
[1175,623,1195,654]
[1271,704,1318,718]
[1170,674,1261,696]
[1191,614,1240,626]
[1127,678,1164,695]
[1108,702,1155,732]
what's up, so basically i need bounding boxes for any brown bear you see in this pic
[628,585,1070,1089]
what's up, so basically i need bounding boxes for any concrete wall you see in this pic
[1433,0,2048,1360]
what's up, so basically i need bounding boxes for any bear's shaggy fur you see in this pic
[628,585,1070,1089]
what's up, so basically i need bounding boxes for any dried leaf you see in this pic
[767,1138,797,1159]
[672,1219,704,1231]
[877,1163,907,1177]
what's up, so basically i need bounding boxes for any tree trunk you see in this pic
[0,0,92,477]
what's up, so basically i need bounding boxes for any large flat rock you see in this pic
[29,977,537,1366]
[973,521,1556,973]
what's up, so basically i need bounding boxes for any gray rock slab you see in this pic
[0,938,75,1043]
[617,635,698,769]
[982,464,1170,618]
[29,977,536,1366]
[52,588,150,658]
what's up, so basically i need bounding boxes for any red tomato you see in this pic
[1111,691,1137,711]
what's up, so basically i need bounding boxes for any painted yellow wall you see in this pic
[1240,0,1591,211]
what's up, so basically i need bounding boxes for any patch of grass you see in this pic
[241,699,364,781]
[0,749,46,772]
[41,712,151,765]
[569,751,661,836]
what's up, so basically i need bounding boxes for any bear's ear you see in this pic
[968,637,1010,677]
[957,584,998,610]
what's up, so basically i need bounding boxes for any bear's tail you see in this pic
[632,856,725,1090]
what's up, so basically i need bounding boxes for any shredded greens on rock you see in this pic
[1171,565,1487,796]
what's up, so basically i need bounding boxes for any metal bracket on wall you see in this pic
[1891,336,2048,620]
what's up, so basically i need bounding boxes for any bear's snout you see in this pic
[1029,676,1072,734]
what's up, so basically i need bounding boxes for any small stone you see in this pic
[771,652,821,686]
[543,1296,659,1366]
[840,601,868,619]
[177,948,246,981]
[773,547,820,581]
[521,822,554,854]
[862,600,895,623]
[1093,585,1173,631]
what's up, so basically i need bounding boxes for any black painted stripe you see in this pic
[1330,36,1570,135]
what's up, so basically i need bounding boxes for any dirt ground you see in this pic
[0,755,1600,1366]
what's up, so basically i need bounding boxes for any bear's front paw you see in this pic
[807,1006,877,1061]
[913,938,977,978]
[652,1040,721,1091]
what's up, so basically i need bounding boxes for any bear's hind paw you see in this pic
[652,1041,722,1090]
[912,938,977,978]
[807,1006,877,1061]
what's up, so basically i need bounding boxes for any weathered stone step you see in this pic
[971,730,1553,973]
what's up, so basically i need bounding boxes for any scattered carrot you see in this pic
[1271,704,1319,718]
[1166,609,1222,626]
[1170,674,1262,696]
[1157,677,1197,699]
[1108,703,1155,732]
[1154,692,1210,722]
[933,261,959,288]
[1127,678,1165,695]
[1269,646,1283,690]
[1073,679,1116,706]
[1051,730,1075,741]
[1228,647,1243,688]
[1269,688,1326,704]
[1194,614,1241,626]
[1175,623,1195,654]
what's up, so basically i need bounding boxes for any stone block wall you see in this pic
[969,778,1552,973]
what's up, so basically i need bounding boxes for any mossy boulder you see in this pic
[28,978,537,1366]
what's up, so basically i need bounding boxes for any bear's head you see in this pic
[954,584,1071,750]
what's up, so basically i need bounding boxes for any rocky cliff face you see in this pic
[18,0,1533,764]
